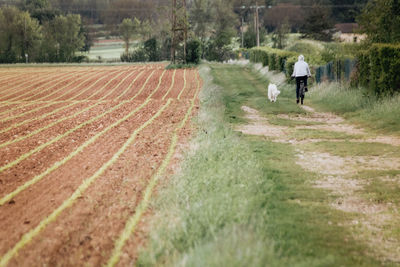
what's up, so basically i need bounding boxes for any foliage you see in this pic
[0,6,42,63]
[120,49,148,62]
[189,0,214,42]
[320,43,359,62]
[271,19,290,49]
[357,0,400,43]
[186,39,202,64]
[302,4,334,41]
[119,18,140,54]
[165,63,198,69]
[249,46,296,74]
[40,14,85,62]
[189,0,238,61]
[287,42,320,58]
[80,23,93,52]
[205,41,236,62]
[243,27,266,49]
[21,0,58,24]
[352,44,400,95]
[310,82,400,134]
[144,38,160,62]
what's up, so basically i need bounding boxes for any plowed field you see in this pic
[0,64,201,267]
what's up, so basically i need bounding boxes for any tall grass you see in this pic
[137,65,280,266]
[309,82,400,134]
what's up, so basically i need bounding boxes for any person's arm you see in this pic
[292,63,296,77]
[306,63,311,77]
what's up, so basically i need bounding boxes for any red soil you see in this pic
[0,64,200,266]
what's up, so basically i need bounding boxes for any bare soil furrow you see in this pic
[0,100,165,257]
[166,69,185,99]
[0,70,84,102]
[32,70,120,102]
[0,65,200,266]
[9,102,188,267]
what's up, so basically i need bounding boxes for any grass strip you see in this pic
[177,69,187,100]
[0,99,173,267]
[162,69,176,100]
[309,83,400,135]
[106,70,200,267]
[0,68,168,197]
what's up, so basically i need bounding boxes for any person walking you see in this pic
[291,55,311,105]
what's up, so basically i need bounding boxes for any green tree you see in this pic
[302,4,334,41]
[119,18,140,53]
[22,0,59,24]
[357,0,400,43]
[272,19,290,49]
[0,6,41,63]
[140,20,152,40]
[190,0,213,42]
[41,14,85,62]
[144,38,160,61]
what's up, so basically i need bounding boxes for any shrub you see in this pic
[120,49,148,62]
[186,39,202,64]
[144,38,160,62]
[249,47,296,74]
[205,41,235,62]
[354,44,400,95]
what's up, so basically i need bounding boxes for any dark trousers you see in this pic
[296,76,308,99]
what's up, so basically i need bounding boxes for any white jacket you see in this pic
[292,55,311,77]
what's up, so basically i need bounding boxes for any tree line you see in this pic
[0,2,88,63]
[0,0,398,64]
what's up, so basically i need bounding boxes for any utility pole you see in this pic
[256,1,260,47]
[250,2,265,47]
[171,0,176,64]
[171,0,188,64]
[183,0,187,64]
[241,16,244,48]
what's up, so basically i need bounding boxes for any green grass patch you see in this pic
[363,179,400,204]
[137,64,381,266]
[309,83,400,135]
[302,141,400,157]
[211,64,305,120]
[268,117,322,128]
[354,170,400,180]
[353,170,400,205]
[165,63,198,69]
[289,129,363,141]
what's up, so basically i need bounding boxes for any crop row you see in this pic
[0,67,199,266]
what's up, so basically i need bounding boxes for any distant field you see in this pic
[0,64,200,266]
[83,39,128,60]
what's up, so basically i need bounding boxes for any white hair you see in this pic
[298,55,304,61]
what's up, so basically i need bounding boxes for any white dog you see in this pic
[268,83,280,102]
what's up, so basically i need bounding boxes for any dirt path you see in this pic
[236,104,400,263]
